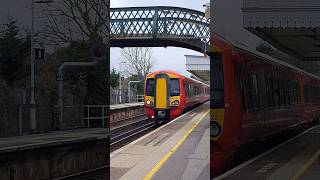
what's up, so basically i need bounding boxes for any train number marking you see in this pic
[190,113,197,117]
[256,162,279,173]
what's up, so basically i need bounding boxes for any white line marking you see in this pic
[110,103,209,157]
[213,125,320,180]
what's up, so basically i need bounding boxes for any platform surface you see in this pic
[215,125,320,180]
[0,128,108,153]
[110,102,144,110]
[110,102,210,180]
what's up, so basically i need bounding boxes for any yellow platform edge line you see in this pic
[143,109,210,180]
[290,149,320,180]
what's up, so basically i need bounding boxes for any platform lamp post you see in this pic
[119,61,126,104]
[30,0,53,132]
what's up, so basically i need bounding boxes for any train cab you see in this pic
[144,71,183,123]
[144,70,209,124]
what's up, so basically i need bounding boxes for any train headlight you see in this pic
[171,100,179,106]
[146,100,154,106]
[211,121,221,137]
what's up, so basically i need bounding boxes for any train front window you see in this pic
[146,78,155,96]
[170,78,180,96]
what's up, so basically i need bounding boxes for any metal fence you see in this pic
[110,88,128,105]
[83,105,108,128]
[110,88,144,105]
[136,95,144,102]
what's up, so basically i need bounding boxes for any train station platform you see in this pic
[110,102,144,110]
[0,128,108,180]
[215,125,320,180]
[110,102,145,128]
[110,102,210,180]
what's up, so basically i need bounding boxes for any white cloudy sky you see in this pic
[110,0,208,77]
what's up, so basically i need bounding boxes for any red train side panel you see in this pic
[210,34,320,176]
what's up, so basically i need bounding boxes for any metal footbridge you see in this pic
[110,6,210,53]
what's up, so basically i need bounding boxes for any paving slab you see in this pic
[215,125,320,180]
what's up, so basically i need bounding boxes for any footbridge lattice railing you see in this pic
[110,6,210,52]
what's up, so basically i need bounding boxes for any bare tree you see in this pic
[37,0,109,45]
[121,47,156,80]
[34,0,110,122]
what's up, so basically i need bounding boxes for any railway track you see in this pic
[53,166,108,180]
[110,114,146,128]
[110,118,156,151]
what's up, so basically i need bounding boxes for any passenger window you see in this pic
[189,84,194,96]
[286,80,290,105]
[265,76,272,107]
[279,79,285,106]
[273,79,280,107]
[242,74,251,111]
[252,74,259,109]
[184,83,189,96]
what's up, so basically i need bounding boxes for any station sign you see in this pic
[34,48,45,61]
[56,72,64,81]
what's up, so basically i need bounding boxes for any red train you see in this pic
[210,34,320,176]
[144,70,209,124]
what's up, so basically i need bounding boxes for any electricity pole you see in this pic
[30,0,36,131]
[30,0,54,132]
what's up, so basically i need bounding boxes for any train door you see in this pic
[210,51,227,176]
[155,74,170,120]
[210,52,224,139]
